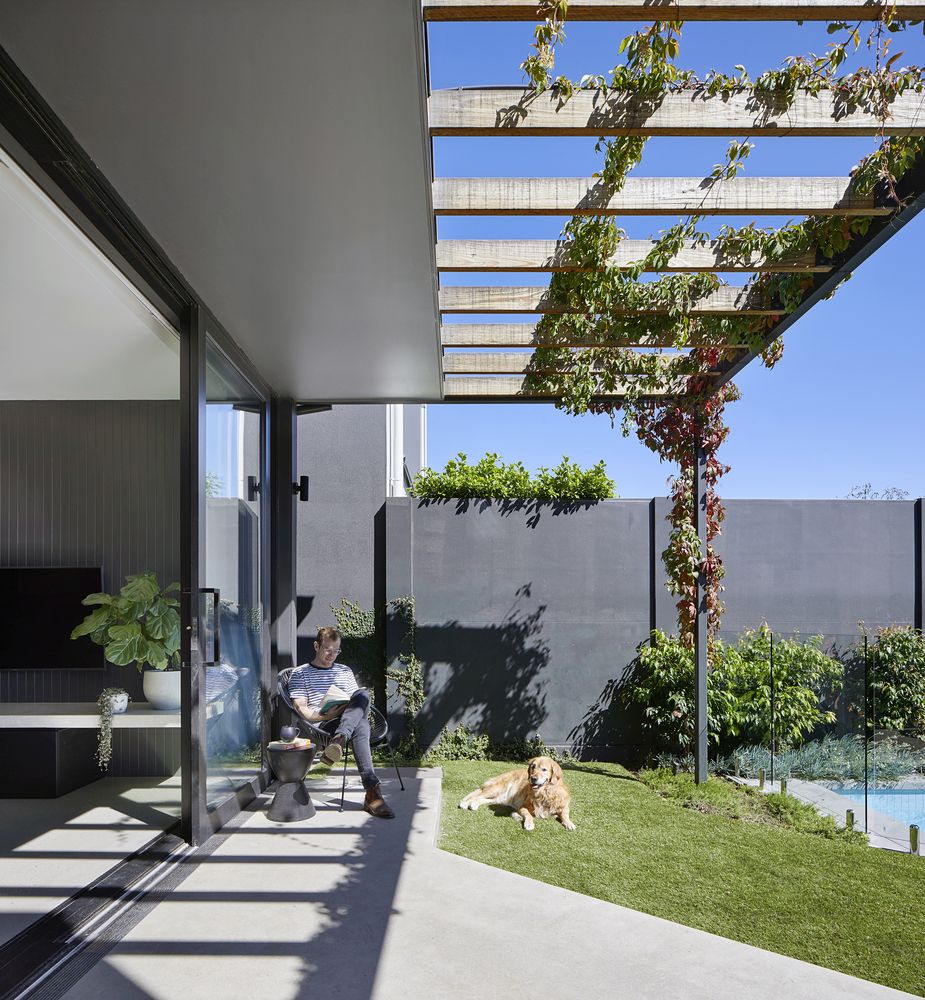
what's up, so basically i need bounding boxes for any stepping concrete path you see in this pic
[60,769,916,1000]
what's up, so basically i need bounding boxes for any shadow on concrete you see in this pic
[55,775,423,1000]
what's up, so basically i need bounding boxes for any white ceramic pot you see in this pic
[143,669,182,711]
[107,690,129,713]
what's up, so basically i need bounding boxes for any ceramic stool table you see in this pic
[267,744,316,821]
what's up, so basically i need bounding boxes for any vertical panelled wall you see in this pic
[387,498,920,761]
[0,400,181,704]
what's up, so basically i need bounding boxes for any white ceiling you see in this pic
[0,0,443,402]
[0,149,180,400]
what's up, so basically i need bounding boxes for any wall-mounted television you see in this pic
[0,567,105,669]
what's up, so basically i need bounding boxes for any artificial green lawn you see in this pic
[439,761,925,997]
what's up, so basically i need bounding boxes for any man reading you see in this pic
[288,626,394,819]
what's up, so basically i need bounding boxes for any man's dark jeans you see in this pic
[321,688,379,790]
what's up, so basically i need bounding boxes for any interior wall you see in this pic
[0,400,181,702]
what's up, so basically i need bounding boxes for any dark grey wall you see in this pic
[717,500,917,634]
[387,497,922,758]
[296,405,386,669]
[0,401,181,704]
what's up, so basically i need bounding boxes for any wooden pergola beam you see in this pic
[437,238,826,272]
[438,284,781,314]
[442,376,678,399]
[443,351,689,374]
[424,1,925,21]
[710,154,925,390]
[429,88,925,137]
[433,176,886,216]
[441,323,751,347]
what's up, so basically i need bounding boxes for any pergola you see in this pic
[423,0,925,778]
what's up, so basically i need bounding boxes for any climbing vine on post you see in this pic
[387,595,424,753]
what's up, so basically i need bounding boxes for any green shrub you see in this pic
[626,627,843,753]
[409,452,615,501]
[868,626,925,733]
[422,725,563,763]
[424,724,491,762]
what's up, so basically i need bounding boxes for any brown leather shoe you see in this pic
[364,785,395,819]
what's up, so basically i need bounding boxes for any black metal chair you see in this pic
[277,666,405,811]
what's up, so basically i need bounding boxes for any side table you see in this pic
[267,745,316,821]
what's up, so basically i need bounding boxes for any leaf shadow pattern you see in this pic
[413,591,551,746]
[415,497,602,530]
[566,649,647,764]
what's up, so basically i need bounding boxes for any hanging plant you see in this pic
[96,687,129,770]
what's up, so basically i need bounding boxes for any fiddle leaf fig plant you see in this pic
[71,572,181,671]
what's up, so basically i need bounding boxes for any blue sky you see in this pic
[425,19,925,499]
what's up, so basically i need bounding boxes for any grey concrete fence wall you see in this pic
[386,497,924,760]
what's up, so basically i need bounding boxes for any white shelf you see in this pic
[0,703,181,728]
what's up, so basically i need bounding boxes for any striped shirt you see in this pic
[288,662,358,711]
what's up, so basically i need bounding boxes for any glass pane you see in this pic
[204,336,265,809]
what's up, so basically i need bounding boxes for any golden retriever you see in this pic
[458,756,575,831]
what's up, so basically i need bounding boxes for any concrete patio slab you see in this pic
[0,774,179,948]
[58,768,917,1000]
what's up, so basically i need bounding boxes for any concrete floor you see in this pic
[0,775,179,947]
[54,768,917,1000]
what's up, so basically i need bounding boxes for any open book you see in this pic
[320,684,360,715]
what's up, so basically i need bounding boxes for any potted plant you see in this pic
[71,572,182,710]
[96,686,129,770]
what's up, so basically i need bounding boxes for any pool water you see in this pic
[833,787,925,829]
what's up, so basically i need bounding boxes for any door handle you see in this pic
[201,588,221,665]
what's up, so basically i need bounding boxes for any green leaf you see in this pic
[119,573,160,607]
[81,592,113,606]
[71,605,111,639]
[104,624,147,666]
[146,599,180,640]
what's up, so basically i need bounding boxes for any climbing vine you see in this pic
[387,595,424,754]
[518,3,925,643]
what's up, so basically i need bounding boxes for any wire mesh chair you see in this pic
[277,666,405,811]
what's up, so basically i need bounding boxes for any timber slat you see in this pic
[429,88,925,136]
[443,351,685,374]
[438,284,782,314]
[441,324,750,348]
[432,176,885,216]
[442,375,678,398]
[424,1,925,21]
[436,238,826,272]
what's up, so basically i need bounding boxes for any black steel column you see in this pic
[270,398,298,687]
[693,434,709,784]
[180,301,209,846]
[915,498,923,632]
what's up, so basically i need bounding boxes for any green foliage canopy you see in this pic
[409,452,616,501]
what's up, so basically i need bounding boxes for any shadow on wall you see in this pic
[414,588,550,744]
[416,497,603,530]
[566,648,648,764]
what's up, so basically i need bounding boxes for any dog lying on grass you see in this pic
[458,756,576,831]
